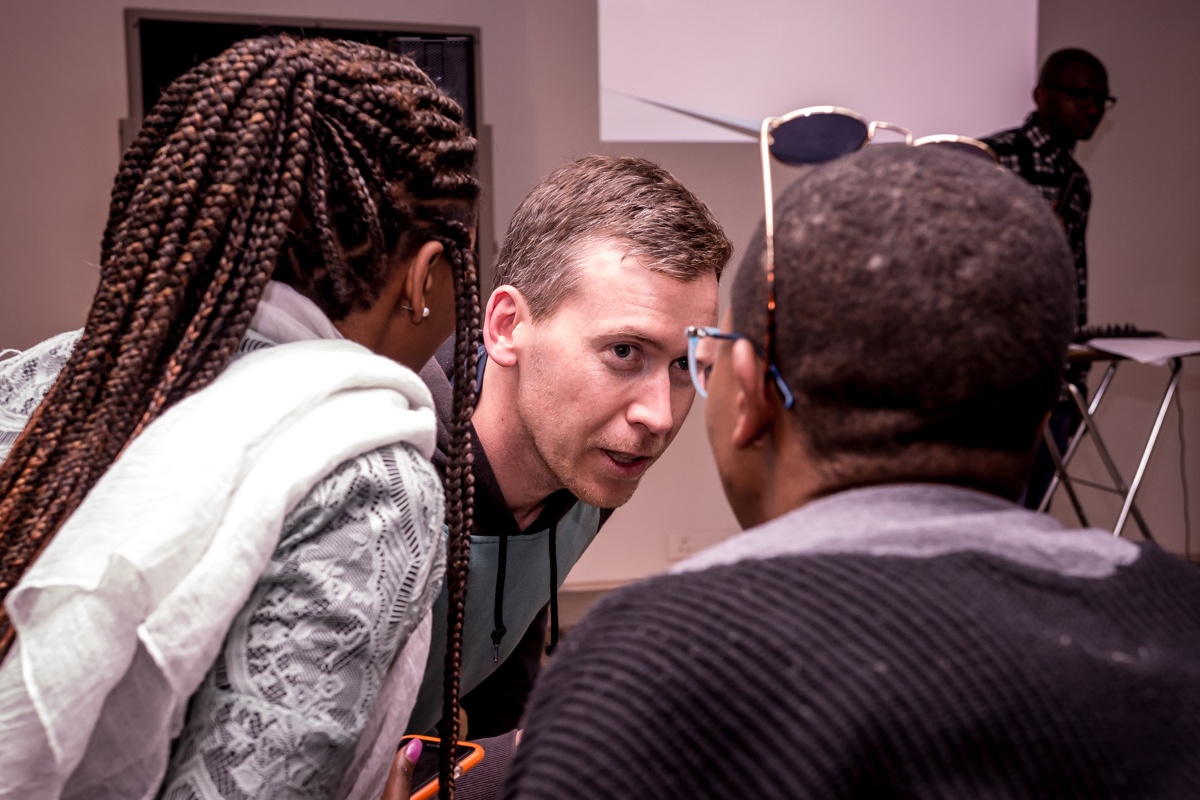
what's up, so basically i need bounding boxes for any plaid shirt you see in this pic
[985,113,1090,327]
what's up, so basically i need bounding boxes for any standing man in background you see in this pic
[984,47,1115,508]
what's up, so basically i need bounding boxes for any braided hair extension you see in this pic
[436,228,480,800]
[0,36,481,794]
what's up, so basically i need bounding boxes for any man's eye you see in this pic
[613,344,635,359]
[671,356,689,371]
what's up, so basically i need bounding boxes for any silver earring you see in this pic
[401,302,431,319]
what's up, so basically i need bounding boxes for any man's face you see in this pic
[514,241,718,509]
[1036,60,1110,144]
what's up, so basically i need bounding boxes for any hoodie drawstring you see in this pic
[490,522,562,661]
[491,531,508,662]
[547,521,560,655]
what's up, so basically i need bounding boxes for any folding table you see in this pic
[1039,337,1200,539]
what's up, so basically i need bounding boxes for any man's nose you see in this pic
[626,373,674,436]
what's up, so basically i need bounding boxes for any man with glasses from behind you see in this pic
[985,48,1115,509]
[498,144,1200,798]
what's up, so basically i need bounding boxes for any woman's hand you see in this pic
[383,738,422,800]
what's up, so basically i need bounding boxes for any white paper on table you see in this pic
[1082,338,1200,366]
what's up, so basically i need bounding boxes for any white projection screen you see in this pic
[599,0,1039,144]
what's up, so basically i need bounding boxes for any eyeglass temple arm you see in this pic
[760,118,777,270]
[867,120,914,145]
[768,365,795,409]
[759,118,778,370]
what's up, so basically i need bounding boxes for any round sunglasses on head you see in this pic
[749,106,997,409]
[763,105,997,165]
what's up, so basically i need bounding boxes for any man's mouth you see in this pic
[599,449,660,479]
[604,450,649,465]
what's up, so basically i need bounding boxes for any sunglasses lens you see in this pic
[770,114,869,165]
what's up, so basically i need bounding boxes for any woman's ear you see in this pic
[403,240,445,324]
[482,285,529,368]
[730,338,780,450]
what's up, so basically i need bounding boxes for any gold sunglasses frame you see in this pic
[758,106,996,387]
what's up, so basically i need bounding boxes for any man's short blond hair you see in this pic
[493,155,732,317]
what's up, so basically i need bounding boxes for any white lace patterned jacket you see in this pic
[0,283,446,800]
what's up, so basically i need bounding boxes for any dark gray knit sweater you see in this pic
[501,487,1200,799]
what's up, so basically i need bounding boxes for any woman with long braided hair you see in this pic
[0,36,478,799]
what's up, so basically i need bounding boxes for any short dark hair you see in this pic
[493,155,731,317]
[732,146,1075,479]
[1039,48,1107,87]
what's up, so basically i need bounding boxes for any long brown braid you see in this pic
[0,35,479,797]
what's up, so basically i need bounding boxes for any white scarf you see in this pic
[0,283,437,800]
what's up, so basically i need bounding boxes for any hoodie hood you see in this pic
[408,338,609,734]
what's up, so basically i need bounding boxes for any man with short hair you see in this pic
[407,155,730,736]
[500,146,1200,798]
[985,47,1112,329]
[985,48,1114,507]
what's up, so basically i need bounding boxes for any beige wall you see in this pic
[1,0,1196,590]
[0,0,590,347]
[1037,0,1200,556]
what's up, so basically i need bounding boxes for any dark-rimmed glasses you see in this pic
[685,326,794,409]
[756,106,997,404]
[1042,83,1117,111]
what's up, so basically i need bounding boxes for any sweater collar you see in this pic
[249,280,344,344]
[673,483,1137,579]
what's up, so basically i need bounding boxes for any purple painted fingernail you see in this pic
[403,738,423,763]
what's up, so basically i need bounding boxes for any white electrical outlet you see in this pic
[667,531,728,561]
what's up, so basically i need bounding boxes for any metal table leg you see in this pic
[1040,361,1119,519]
[1065,381,1155,540]
[1040,420,1090,526]
[1113,358,1182,537]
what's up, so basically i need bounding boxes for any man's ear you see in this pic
[1033,85,1047,112]
[403,241,445,324]
[483,285,529,368]
[729,338,780,449]
[1032,409,1053,448]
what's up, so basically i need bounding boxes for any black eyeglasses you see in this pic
[685,326,794,409]
[757,106,996,405]
[1043,83,1117,111]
